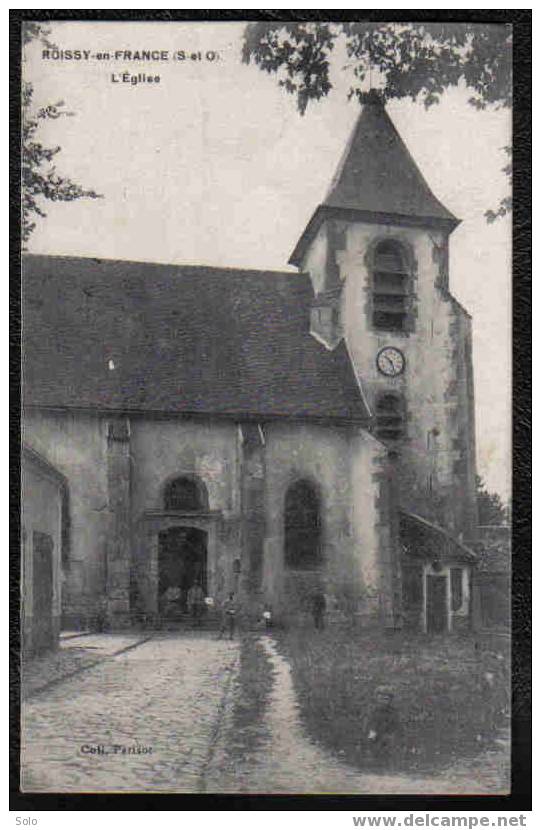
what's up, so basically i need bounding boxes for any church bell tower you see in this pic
[290,91,478,542]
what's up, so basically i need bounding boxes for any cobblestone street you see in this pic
[21,633,239,793]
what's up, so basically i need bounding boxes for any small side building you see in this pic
[21,446,68,654]
[400,511,477,633]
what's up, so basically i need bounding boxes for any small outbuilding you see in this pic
[400,511,477,634]
[21,446,69,654]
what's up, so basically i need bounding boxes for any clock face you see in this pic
[376,346,405,377]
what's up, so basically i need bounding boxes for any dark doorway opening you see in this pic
[426,574,447,633]
[158,527,207,616]
[32,531,54,652]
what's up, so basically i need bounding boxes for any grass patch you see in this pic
[275,625,509,774]
[224,633,274,763]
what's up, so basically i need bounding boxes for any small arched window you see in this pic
[284,480,322,569]
[375,392,406,442]
[372,240,410,332]
[163,476,208,512]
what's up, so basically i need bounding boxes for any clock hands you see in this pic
[384,354,395,372]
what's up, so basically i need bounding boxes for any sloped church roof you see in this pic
[290,92,458,265]
[22,254,369,423]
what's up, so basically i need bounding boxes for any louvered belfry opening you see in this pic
[375,391,406,442]
[372,240,409,332]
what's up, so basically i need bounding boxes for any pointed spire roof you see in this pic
[325,91,457,220]
[290,91,459,266]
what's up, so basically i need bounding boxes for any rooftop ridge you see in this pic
[22,252,301,280]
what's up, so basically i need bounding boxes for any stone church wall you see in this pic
[23,411,242,626]
[129,417,241,616]
[130,418,240,516]
[23,409,396,629]
[261,421,396,624]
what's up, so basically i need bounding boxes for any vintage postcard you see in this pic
[20,19,512,796]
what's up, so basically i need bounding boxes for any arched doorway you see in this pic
[158,527,208,616]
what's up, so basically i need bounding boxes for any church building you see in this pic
[22,92,478,652]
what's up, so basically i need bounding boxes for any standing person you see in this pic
[221,593,237,640]
[262,602,273,631]
[188,581,204,625]
[162,585,181,619]
[312,590,326,630]
[366,685,403,770]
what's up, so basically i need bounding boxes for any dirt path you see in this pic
[208,636,510,795]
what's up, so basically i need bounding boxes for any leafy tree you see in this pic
[22,23,101,244]
[475,475,509,526]
[242,22,511,220]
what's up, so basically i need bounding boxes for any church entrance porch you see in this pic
[137,507,227,625]
[158,527,207,618]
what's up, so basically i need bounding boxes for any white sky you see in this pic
[23,21,512,500]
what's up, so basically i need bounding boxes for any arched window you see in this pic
[163,476,208,512]
[375,392,406,442]
[284,480,322,569]
[372,240,410,332]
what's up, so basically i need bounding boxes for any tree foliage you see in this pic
[22,23,101,244]
[475,475,509,526]
[242,22,512,219]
